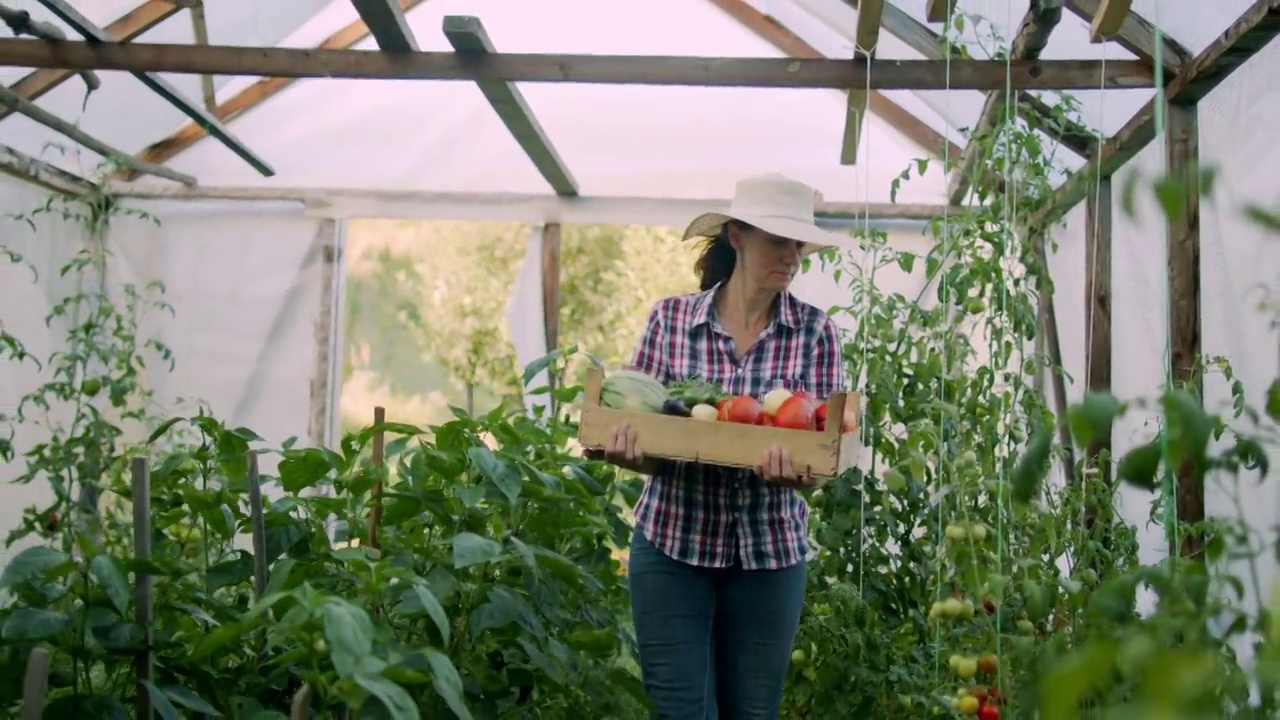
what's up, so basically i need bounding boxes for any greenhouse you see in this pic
[0,0,1277,716]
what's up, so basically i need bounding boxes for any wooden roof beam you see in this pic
[846,0,1094,157]
[1032,0,1280,230]
[0,142,96,196]
[124,0,433,181]
[0,38,1154,90]
[443,16,576,196]
[1089,0,1130,42]
[704,0,959,161]
[1065,0,1191,71]
[1,0,181,122]
[925,0,954,24]
[0,84,195,185]
[33,0,273,177]
[351,0,418,52]
[948,1,1063,205]
[840,0,884,164]
[186,0,217,112]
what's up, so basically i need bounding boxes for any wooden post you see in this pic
[1083,176,1114,558]
[1165,102,1204,562]
[130,458,153,720]
[1030,231,1078,486]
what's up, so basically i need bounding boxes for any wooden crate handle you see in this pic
[583,366,604,406]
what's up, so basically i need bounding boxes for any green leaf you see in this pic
[522,349,562,388]
[2,608,70,640]
[0,546,70,589]
[1116,440,1162,491]
[88,554,130,615]
[423,647,473,720]
[467,446,521,501]
[277,449,335,493]
[354,674,420,720]
[449,532,504,569]
[409,581,452,645]
[1011,425,1054,504]
[162,685,222,716]
[141,679,183,720]
[1265,378,1280,423]
[1162,389,1212,468]
[1066,392,1121,449]
[321,599,374,677]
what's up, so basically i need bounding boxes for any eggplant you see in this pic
[662,398,691,417]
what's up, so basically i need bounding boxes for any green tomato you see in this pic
[790,649,807,665]
[81,378,102,397]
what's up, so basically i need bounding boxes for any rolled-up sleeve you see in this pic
[812,317,848,400]
[630,301,671,384]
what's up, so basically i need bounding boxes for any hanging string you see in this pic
[932,1,956,688]
[1147,1,1179,568]
[857,15,874,604]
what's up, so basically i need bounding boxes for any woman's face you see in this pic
[728,225,804,292]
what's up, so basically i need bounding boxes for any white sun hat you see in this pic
[681,173,856,256]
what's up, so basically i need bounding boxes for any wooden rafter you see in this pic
[33,0,273,177]
[0,39,1153,91]
[0,142,96,196]
[845,0,1094,157]
[1032,0,1280,231]
[840,0,884,164]
[351,0,418,51]
[1065,0,1191,71]
[0,85,195,185]
[925,0,953,24]
[443,16,577,196]
[706,0,956,162]
[0,0,180,123]
[1089,0,1131,42]
[187,0,217,112]
[123,0,433,181]
[948,1,1063,204]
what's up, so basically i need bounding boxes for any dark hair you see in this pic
[693,221,754,291]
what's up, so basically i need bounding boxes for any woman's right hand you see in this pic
[603,423,647,473]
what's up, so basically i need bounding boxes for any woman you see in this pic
[602,173,853,719]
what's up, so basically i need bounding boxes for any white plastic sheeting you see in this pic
[0,188,336,552]
[1043,37,1280,666]
[0,174,90,565]
[506,224,552,417]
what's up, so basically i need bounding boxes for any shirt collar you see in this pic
[691,281,801,330]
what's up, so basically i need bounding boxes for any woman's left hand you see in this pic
[756,444,819,489]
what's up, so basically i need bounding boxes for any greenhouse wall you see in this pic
[1044,37,1280,662]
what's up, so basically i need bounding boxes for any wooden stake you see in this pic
[367,406,386,550]
[925,0,953,24]
[20,646,49,720]
[1089,0,1132,42]
[246,450,268,599]
[130,457,154,720]
[1083,176,1114,547]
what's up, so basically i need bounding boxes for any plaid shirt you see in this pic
[629,282,848,570]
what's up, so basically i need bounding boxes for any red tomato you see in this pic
[773,396,816,430]
[792,389,815,401]
[814,402,828,425]
[757,413,775,426]
[719,396,762,424]
[977,704,1000,720]
[969,687,988,702]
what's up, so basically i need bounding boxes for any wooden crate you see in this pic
[578,367,861,480]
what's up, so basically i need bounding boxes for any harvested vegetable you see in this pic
[601,369,671,413]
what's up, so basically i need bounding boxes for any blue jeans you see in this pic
[628,529,806,719]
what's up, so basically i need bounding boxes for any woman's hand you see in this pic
[599,423,649,474]
[756,444,819,489]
